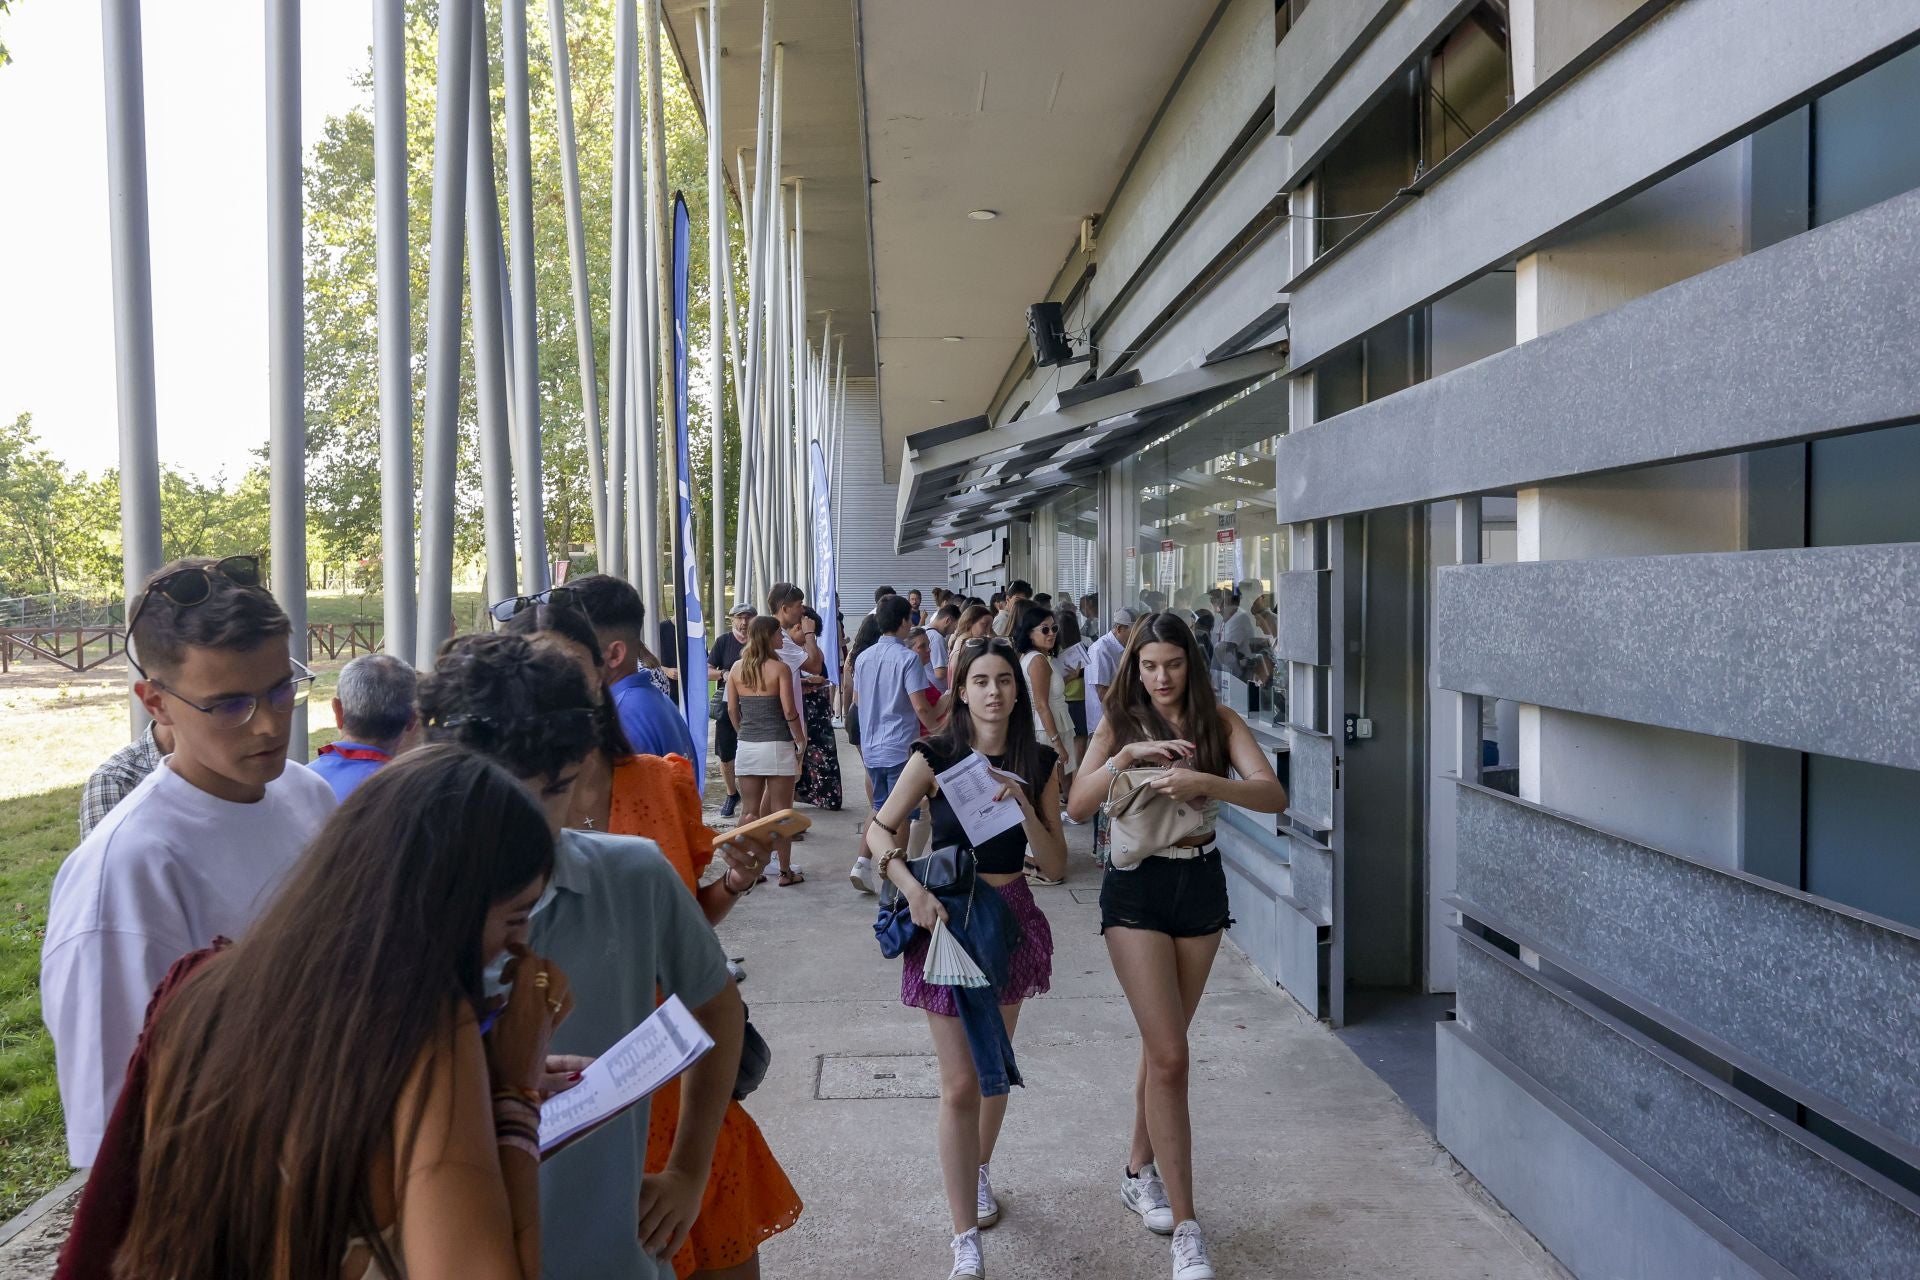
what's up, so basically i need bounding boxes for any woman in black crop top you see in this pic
[863,636,1065,1279]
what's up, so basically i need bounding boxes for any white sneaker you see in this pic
[1122,1162,1175,1235]
[1171,1220,1215,1280]
[949,1227,985,1278]
[850,855,879,895]
[763,856,782,884]
[976,1162,1001,1228]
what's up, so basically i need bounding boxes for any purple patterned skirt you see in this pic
[900,877,1054,1017]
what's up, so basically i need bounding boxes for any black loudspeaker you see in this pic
[1026,302,1074,367]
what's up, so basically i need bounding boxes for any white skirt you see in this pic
[736,738,799,777]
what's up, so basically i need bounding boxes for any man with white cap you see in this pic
[1083,607,1136,735]
[708,600,758,817]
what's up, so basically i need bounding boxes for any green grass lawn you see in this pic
[0,786,81,1222]
[306,591,488,633]
[0,675,346,1223]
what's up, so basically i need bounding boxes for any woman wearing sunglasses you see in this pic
[864,636,1066,1280]
[42,556,337,1172]
[1064,611,1287,1280]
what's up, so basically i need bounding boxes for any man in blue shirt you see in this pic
[309,652,417,800]
[570,573,699,759]
[849,593,939,894]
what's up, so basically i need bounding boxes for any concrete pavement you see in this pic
[719,742,1565,1280]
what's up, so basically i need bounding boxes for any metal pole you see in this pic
[696,9,728,614]
[504,0,548,591]
[628,72,654,602]
[605,0,636,581]
[373,0,415,665]
[417,0,475,665]
[547,0,607,571]
[267,0,309,754]
[645,0,675,631]
[791,179,809,593]
[470,16,518,607]
[100,0,163,735]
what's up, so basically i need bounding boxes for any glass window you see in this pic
[1051,483,1100,604]
[1133,376,1289,725]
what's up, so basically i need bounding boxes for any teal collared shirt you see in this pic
[531,829,731,1280]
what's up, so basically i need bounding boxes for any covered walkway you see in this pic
[717,753,1562,1279]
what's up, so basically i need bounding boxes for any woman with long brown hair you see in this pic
[865,636,1067,1280]
[106,745,572,1280]
[793,605,844,812]
[955,603,994,641]
[730,614,809,884]
[1065,611,1287,1280]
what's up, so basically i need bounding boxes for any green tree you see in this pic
[0,413,73,595]
[300,0,747,603]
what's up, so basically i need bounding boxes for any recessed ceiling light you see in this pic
[930,399,947,405]
[942,335,964,342]
[967,209,998,221]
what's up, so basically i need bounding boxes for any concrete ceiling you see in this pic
[661,1,1219,478]
[661,0,876,375]
[859,1,1221,473]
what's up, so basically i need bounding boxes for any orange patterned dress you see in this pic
[607,754,803,1277]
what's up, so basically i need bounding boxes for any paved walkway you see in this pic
[721,742,1563,1280]
[1,736,1566,1280]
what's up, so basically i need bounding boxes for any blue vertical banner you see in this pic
[809,438,841,685]
[670,193,708,788]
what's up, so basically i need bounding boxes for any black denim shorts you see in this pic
[1099,848,1233,938]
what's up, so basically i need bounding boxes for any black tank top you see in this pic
[909,738,1060,874]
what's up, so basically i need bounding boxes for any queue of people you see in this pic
[47,557,1285,1280]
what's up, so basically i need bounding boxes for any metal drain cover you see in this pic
[815,1054,942,1100]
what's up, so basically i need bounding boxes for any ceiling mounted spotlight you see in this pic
[943,335,964,342]
[967,209,998,221]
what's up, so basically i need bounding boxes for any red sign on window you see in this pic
[1159,539,1175,553]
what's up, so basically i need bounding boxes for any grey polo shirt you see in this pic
[532,829,731,1280]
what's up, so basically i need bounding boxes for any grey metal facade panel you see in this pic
[1287,833,1332,923]
[837,380,950,598]
[1456,943,1920,1279]
[1273,570,1329,665]
[1287,728,1335,830]
[1282,0,1479,190]
[1284,0,1920,372]
[1277,901,1320,1016]
[1272,0,1402,134]
[1432,543,1920,771]
[1437,1024,1792,1280]
[1454,782,1920,1155]
[1274,186,1920,522]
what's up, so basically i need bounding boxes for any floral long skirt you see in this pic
[795,685,843,810]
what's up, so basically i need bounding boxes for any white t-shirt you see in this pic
[1219,607,1258,653]
[925,626,950,676]
[777,632,809,708]
[1084,631,1126,734]
[41,757,335,1165]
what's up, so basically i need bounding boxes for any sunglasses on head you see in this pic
[128,555,263,640]
[959,636,1018,653]
[488,585,581,624]
[127,555,270,680]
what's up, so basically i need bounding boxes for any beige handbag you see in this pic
[1103,767,1208,870]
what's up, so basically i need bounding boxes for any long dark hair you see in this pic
[1105,611,1230,775]
[933,637,1050,807]
[847,613,883,665]
[1055,607,1083,651]
[501,600,635,759]
[1011,601,1057,656]
[123,746,554,1280]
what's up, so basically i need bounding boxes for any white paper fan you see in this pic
[922,918,990,988]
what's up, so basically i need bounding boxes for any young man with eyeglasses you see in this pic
[42,556,336,1168]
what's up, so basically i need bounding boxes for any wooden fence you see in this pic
[0,623,387,673]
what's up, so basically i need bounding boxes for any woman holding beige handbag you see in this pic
[1065,612,1286,1280]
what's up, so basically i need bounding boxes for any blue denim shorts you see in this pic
[866,761,921,820]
